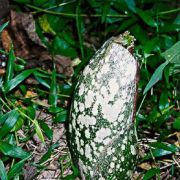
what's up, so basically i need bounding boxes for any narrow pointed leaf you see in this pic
[143,61,169,94]
[0,21,9,33]
[8,155,31,179]
[3,69,35,93]
[136,8,157,27]
[49,69,57,107]
[34,119,44,143]
[0,141,29,159]
[0,109,19,139]
[5,47,15,83]
[0,160,8,180]
[162,41,180,64]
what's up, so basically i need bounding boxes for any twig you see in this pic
[26,4,128,18]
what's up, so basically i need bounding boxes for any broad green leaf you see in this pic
[7,155,31,179]
[0,110,19,139]
[173,117,180,130]
[144,38,159,54]
[38,14,56,35]
[143,61,169,94]
[62,31,76,46]
[5,47,15,83]
[150,142,177,153]
[3,69,35,93]
[0,21,9,33]
[0,141,29,159]
[0,112,9,125]
[11,116,24,132]
[49,69,57,107]
[136,8,157,27]
[159,90,169,111]
[144,148,174,160]
[34,119,44,143]
[51,36,77,57]
[38,120,53,140]
[26,106,36,120]
[143,168,160,180]
[54,109,68,123]
[124,0,136,13]
[0,159,8,180]
[162,41,180,64]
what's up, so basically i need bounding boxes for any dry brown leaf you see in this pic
[0,68,5,75]
[138,162,156,170]
[1,29,12,52]
[25,90,37,98]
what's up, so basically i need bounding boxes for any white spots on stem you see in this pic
[94,128,111,143]
[110,162,115,169]
[85,144,92,161]
[130,145,136,155]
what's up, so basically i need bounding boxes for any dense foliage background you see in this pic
[0,0,179,179]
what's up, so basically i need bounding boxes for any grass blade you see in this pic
[49,68,57,107]
[0,21,9,33]
[3,69,35,93]
[5,47,15,83]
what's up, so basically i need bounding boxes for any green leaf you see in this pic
[51,36,77,57]
[38,120,53,140]
[38,14,56,35]
[49,68,57,107]
[3,69,35,93]
[124,0,136,13]
[159,90,169,112]
[0,110,20,140]
[11,116,24,132]
[173,117,180,130]
[0,160,8,180]
[5,47,15,83]
[54,109,68,123]
[7,155,31,179]
[136,8,157,27]
[34,75,50,89]
[0,141,29,159]
[150,142,177,153]
[143,168,160,180]
[144,148,174,160]
[39,143,59,164]
[0,21,9,33]
[101,2,111,23]
[0,112,9,125]
[162,41,180,64]
[143,61,169,94]
[34,119,44,143]
[144,38,159,54]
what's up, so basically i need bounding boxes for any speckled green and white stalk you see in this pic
[69,32,138,179]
